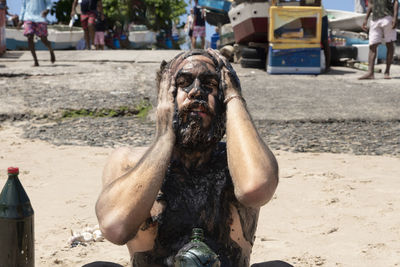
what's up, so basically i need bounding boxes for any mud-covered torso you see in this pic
[132,143,259,267]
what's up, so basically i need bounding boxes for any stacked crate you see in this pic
[267,6,323,74]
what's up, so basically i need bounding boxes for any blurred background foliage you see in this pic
[51,0,187,33]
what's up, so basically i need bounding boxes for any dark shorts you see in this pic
[81,11,96,30]
[23,21,48,37]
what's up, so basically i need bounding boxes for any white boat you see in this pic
[6,25,84,50]
[128,24,157,49]
[128,30,156,48]
[326,9,367,32]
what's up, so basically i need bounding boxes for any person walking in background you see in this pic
[94,7,106,50]
[359,0,398,80]
[71,0,103,50]
[1,0,19,27]
[355,0,368,13]
[191,0,206,49]
[17,0,55,66]
[184,8,194,49]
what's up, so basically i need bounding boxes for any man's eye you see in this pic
[177,78,191,87]
[206,81,218,89]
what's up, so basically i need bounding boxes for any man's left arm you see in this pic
[393,0,398,29]
[206,48,279,208]
[223,72,278,208]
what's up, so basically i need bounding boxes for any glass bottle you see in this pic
[0,167,34,267]
[174,228,220,267]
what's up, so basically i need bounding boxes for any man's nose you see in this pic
[188,79,206,100]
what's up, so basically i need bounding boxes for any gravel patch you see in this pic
[2,51,400,157]
[21,117,400,157]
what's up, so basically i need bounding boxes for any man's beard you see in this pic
[173,100,226,152]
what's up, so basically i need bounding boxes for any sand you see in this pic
[1,122,400,267]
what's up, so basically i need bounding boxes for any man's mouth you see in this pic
[189,107,209,118]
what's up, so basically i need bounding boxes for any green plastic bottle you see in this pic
[0,167,34,267]
[174,228,221,267]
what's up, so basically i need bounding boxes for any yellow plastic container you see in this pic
[269,6,322,44]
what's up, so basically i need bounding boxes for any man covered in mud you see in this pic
[95,49,279,266]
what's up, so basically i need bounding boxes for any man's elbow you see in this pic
[100,223,129,245]
[96,205,139,245]
[237,171,279,208]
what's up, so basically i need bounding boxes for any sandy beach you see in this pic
[1,50,400,266]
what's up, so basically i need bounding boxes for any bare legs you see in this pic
[191,36,205,49]
[358,42,395,80]
[27,34,55,66]
[191,35,196,49]
[27,35,39,66]
[88,23,95,49]
[84,29,90,50]
[358,43,378,80]
[84,24,96,49]
[40,36,56,63]
[384,41,394,79]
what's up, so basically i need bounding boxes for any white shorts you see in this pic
[369,16,397,45]
[94,31,105,45]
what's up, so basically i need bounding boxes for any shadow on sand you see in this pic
[251,260,294,267]
[82,262,124,267]
[81,260,293,267]
[1,51,25,59]
[324,68,357,75]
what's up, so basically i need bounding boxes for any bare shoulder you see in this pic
[102,146,149,187]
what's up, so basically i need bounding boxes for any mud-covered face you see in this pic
[173,55,226,151]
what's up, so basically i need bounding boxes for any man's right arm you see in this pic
[96,132,174,245]
[362,3,373,31]
[96,67,176,246]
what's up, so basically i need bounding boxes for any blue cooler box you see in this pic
[267,46,321,74]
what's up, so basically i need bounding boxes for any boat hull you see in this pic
[229,2,270,44]
[326,9,367,32]
[6,27,83,50]
[232,17,269,44]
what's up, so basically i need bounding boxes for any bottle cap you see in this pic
[7,167,19,174]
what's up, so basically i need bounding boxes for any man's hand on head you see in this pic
[156,64,177,139]
[221,68,242,103]
[207,49,242,104]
